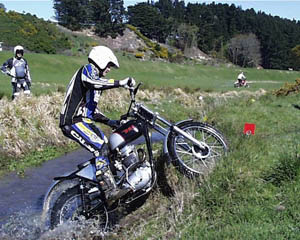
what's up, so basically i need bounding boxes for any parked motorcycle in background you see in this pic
[42,82,229,231]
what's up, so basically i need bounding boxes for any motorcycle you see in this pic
[234,79,249,88]
[42,82,228,230]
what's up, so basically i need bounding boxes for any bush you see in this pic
[126,24,169,59]
[273,78,300,96]
[0,10,72,53]
[135,52,145,59]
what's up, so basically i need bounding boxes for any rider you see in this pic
[1,45,32,100]
[237,71,246,86]
[59,45,135,201]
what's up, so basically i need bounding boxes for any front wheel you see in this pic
[50,185,108,230]
[167,122,228,178]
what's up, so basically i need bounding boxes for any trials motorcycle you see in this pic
[42,82,228,230]
[234,79,249,88]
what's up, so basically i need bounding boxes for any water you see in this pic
[0,132,164,239]
[0,148,93,239]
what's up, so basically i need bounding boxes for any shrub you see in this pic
[135,52,145,59]
[273,78,300,96]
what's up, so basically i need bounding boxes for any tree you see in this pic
[227,33,262,67]
[172,23,198,52]
[54,0,125,38]
[155,0,174,19]
[173,0,185,22]
[53,0,89,31]
[291,45,300,70]
[110,0,125,37]
[90,0,112,37]
[127,3,170,42]
[0,3,6,11]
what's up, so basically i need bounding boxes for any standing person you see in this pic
[1,45,32,100]
[59,45,135,202]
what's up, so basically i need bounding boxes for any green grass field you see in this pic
[0,51,299,98]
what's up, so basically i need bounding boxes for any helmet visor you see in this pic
[16,49,24,56]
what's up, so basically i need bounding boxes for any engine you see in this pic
[120,145,139,168]
[113,145,152,192]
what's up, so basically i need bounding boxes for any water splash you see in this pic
[0,210,110,240]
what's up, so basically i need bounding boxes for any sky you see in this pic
[0,0,299,22]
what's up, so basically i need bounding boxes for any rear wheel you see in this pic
[167,122,228,178]
[50,185,108,230]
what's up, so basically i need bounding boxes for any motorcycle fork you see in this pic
[142,124,153,160]
[171,125,207,151]
[79,179,89,217]
[142,124,155,174]
[154,115,207,151]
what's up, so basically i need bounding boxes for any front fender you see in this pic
[163,119,194,157]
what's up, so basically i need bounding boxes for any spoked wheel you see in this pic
[50,185,108,230]
[167,121,228,178]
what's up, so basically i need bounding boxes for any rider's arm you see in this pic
[81,64,120,90]
[93,108,110,124]
[24,59,31,82]
[93,108,120,128]
[1,58,13,77]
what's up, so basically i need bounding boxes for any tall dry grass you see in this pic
[0,88,266,157]
[0,93,66,156]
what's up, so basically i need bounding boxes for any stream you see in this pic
[0,148,93,239]
[0,133,164,239]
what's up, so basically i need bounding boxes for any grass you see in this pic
[106,92,300,240]
[0,51,300,239]
[0,51,299,98]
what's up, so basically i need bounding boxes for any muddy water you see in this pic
[0,148,93,239]
[0,133,164,239]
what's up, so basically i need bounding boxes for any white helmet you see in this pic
[88,46,119,70]
[14,45,24,56]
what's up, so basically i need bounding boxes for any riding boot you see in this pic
[95,157,129,204]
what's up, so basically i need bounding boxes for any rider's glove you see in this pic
[107,120,120,129]
[119,77,136,89]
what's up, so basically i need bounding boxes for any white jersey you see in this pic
[1,57,31,83]
[237,73,246,81]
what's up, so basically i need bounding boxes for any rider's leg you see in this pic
[60,120,126,201]
[12,82,21,100]
[22,81,31,96]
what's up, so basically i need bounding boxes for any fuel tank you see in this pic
[109,120,143,150]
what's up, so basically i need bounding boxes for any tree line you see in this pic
[3,1,300,70]
[126,1,300,70]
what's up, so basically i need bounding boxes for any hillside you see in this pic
[0,9,72,54]
[0,8,208,63]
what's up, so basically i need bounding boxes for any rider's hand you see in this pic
[107,120,120,129]
[119,77,136,89]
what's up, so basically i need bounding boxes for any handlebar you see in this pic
[122,82,143,121]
